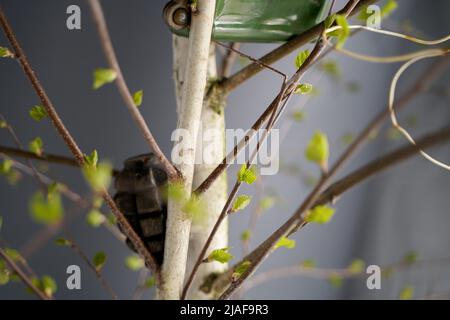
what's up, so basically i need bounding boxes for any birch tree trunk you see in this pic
[186,46,228,299]
[158,0,217,300]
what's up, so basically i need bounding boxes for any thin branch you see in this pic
[0,247,50,300]
[218,0,377,93]
[194,0,342,195]
[0,114,47,190]
[219,42,240,78]
[86,0,179,180]
[215,123,450,299]
[0,145,120,176]
[4,158,126,258]
[0,6,160,280]
[181,181,241,299]
[243,257,450,292]
[316,125,450,206]
[242,178,265,256]
[65,238,118,300]
[186,0,343,297]
[183,71,291,298]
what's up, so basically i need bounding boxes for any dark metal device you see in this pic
[163,0,331,43]
[114,154,168,266]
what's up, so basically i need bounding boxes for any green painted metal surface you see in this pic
[166,0,331,43]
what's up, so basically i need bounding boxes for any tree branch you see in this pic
[87,0,179,179]
[0,5,160,281]
[209,124,450,299]
[243,256,450,293]
[0,247,50,300]
[65,238,118,299]
[218,0,377,93]
[0,145,120,176]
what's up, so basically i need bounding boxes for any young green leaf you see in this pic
[237,165,257,185]
[30,276,57,297]
[93,68,117,90]
[133,90,143,107]
[165,181,187,202]
[259,196,275,211]
[4,248,22,262]
[86,209,105,227]
[320,60,341,80]
[0,268,9,285]
[84,150,98,168]
[29,137,43,156]
[328,273,343,288]
[82,161,112,192]
[341,133,354,146]
[0,120,7,128]
[231,195,251,213]
[348,259,366,274]
[93,252,106,271]
[182,194,206,222]
[29,105,48,122]
[125,255,144,271]
[0,159,13,175]
[294,83,313,95]
[399,285,414,300]
[274,236,296,250]
[231,260,251,282]
[334,14,350,49]
[295,49,310,69]
[324,14,336,29]
[29,190,63,225]
[403,251,418,264]
[381,0,398,18]
[206,248,233,264]
[0,46,13,58]
[305,205,335,224]
[40,275,57,297]
[54,238,71,246]
[305,131,329,169]
[241,229,251,242]
[301,259,316,269]
[290,111,305,123]
[145,276,155,288]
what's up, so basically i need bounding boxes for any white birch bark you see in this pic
[158,0,217,300]
[186,47,228,299]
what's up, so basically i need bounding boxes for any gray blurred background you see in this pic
[0,0,449,299]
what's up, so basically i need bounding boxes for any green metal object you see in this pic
[164,0,331,43]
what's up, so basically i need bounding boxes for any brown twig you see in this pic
[316,125,450,206]
[183,73,291,298]
[185,6,341,289]
[0,6,160,280]
[86,0,179,180]
[65,238,118,300]
[243,256,450,292]
[216,53,450,299]
[218,0,377,93]
[219,42,240,78]
[217,0,386,299]
[0,145,120,175]
[3,157,126,258]
[215,123,450,299]
[0,247,50,300]
[242,178,265,256]
[0,114,47,190]
[181,181,242,299]
[194,0,344,196]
